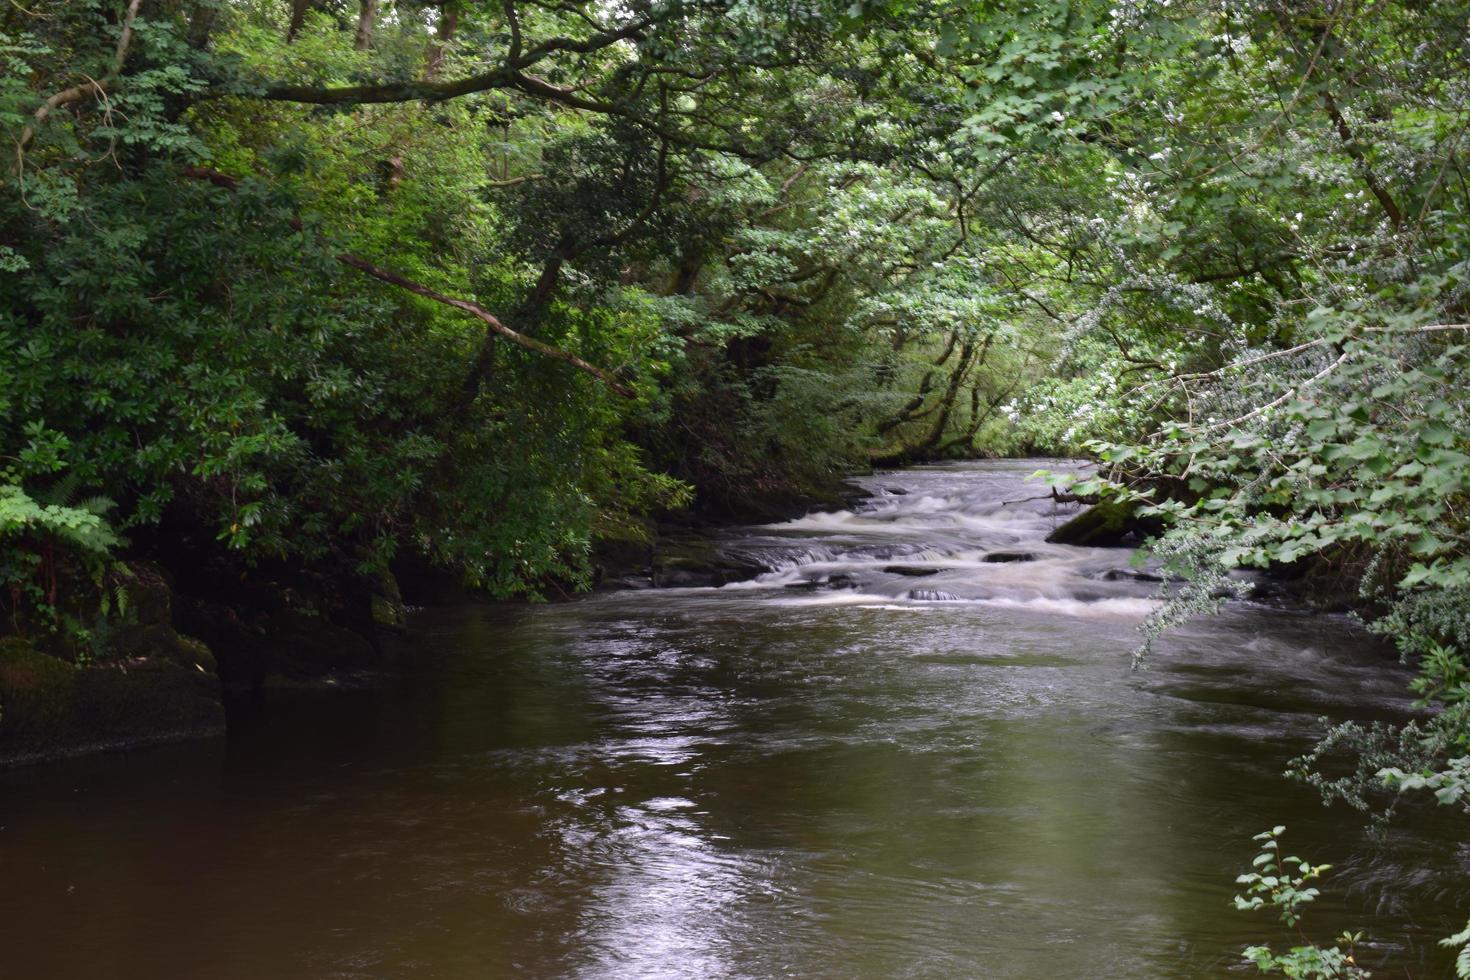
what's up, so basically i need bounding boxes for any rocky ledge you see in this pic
[0,563,223,765]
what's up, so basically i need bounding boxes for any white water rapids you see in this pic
[706,460,1163,621]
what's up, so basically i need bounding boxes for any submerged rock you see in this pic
[883,565,944,577]
[982,552,1038,563]
[593,575,655,592]
[908,589,960,601]
[785,573,860,592]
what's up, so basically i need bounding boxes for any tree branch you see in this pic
[336,255,634,397]
[181,166,634,398]
[260,13,653,106]
[1203,349,1350,433]
[14,0,143,174]
[1320,89,1405,232]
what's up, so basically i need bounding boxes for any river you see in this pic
[1,460,1465,978]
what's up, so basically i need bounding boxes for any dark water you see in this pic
[2,460,1466,979]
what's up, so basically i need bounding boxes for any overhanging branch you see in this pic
[181,166,635,398]
[336,255,635,397]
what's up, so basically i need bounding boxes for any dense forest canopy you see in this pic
[4,0,1470,965]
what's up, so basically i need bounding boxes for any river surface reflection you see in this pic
[1,460,1465,978]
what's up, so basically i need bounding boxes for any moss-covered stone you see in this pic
[68,658,223,744]
[362,568,406,631]
[1045,500,1161,548]
[0,635,223,764]
[651,535,765,588]
[172,633,217,673]
[0,637,78,742]
[370,592,406,630]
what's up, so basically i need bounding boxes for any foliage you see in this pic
[1233,827,1369,979]
[0,481,122,655]
[1438,920,1470,980]
[3,0,1074,603]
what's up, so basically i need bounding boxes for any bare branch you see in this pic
[1203,349,1350,433]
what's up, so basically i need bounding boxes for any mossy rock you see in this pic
[69,658,223,743]
[173,633,217,673]
[1045,500,1162,548]
[363,568,406,631]
[0,636,223,762]
[108,622,216,669]
[0,638,78,742]
[651,536,765,588]
[370,592,406,631]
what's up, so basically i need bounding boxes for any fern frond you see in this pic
[1439,919,1470,979]
[73,495,116,517]
[38,472,80,507]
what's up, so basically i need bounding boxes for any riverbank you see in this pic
[0,471,870,766]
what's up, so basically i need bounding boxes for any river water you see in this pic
[1,460,1465,978]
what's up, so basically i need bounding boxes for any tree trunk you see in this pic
[287,0,311,41]
[187,2,215,48]
[913,339,979,455]
[354,0,378,51]
[875,331,958,435]
[425,2,459,79]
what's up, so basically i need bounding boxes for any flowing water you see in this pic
[2,460,1466,979]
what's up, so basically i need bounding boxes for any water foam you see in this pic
[976,596,1159,620]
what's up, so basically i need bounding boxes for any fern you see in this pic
[1,482,124,651]
[1441,920,1470,979]
[0,484,120,556]
[36,472,80,508]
